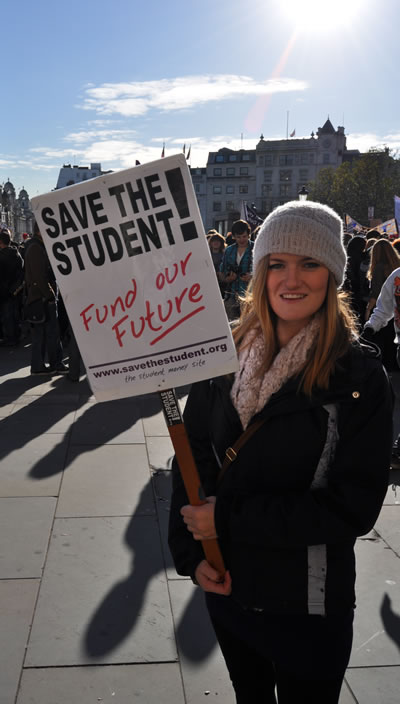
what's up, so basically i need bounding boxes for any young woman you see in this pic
[169,200,392,704]
[208,233,227,297]
[365,238,400,320]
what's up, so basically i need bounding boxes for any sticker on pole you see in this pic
[31,154,239,401]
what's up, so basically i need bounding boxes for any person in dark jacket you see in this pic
[343,235,370,323]
[24,221,68,375]
[0,229,24,345]
[169,200,392,704]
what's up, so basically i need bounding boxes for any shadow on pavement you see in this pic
[83,471,217,662]
[380,593,400,651]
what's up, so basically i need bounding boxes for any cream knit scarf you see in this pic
[231,316,320,429]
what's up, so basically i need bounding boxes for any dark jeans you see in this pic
[206,593,353,704]
[30,300,63,372]
[0,297,20,343]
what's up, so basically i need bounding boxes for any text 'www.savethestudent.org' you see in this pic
[91,341,228,379]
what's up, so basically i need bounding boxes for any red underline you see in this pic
[150,307,206,346]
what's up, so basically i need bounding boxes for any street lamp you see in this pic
[298,185,308,201]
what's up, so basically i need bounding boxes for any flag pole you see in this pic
[286,111,289,140]
[159,388,226,577]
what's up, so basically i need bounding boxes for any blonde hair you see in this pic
[233,256,357,395]
[367,239,400,281]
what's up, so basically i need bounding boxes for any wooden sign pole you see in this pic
[159,388,226,577]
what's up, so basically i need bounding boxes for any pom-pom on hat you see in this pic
[253,200,347,286]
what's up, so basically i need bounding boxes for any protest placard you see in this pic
[31,154,238,401]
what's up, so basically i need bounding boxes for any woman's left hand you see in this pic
[181,496,217,540]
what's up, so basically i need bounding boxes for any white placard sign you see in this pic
[31,154,239,401]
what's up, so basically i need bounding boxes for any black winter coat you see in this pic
[168,342,393,615]
[0,246,23,302]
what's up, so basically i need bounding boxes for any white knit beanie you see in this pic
[253,200,347,286]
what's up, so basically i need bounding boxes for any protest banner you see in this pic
[32,154,238,576]
[31,154,238,402]
[395,195,400,235]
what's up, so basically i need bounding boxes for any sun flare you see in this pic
[280,0,365,33]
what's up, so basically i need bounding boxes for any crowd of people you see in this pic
[1,203,400,701]
[0,222,81,381]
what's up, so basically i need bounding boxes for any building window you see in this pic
[309,154,314,164]
[239,185,248,194]
[242,154,250,161]
[323,153,330,164]
[263,170,272,182]
[300,153,308,165]
[226,185,234,194]
[240,167,249,175]
[213,201,222,211]
[280,170,292,182]
[279,184,290,196]
[195,183,201,193]
[279,155,293,166]
[226,167,235,176]
[262,184,273,196]
[226,200,235,211]
[299,169,308,182]
[258,156,264,166]
[215,155,224,163]
[265,155,273,166]
[229,154,237,162]
[213,167,222,176]
[213,185,222,194]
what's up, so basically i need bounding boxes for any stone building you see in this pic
[55,163,110,189]
[0,180,33,242]
[202,119,359,233]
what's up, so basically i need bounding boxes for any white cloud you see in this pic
[81,75,308,116]
[64,128,137,144]
[346,132,400,153]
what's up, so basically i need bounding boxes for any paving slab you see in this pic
[340,680,358,704]
[0,435,67,496]
[0,398,16,415]
[0,579,39,704]
[0,497,56,578]
[141,409,170,437]
[0,404,77,435]
[146,436,174,470]
[384,470,400,506]
[345,666,400,704]
[17,663,185,704]
[26,515,177,666]
[351,537,400,667]
[375,505,400,555]
[168,579,232,702]
[56,444,154,517]
[152,470,186,579]
[12,392,83,406]
[71,399,145,445]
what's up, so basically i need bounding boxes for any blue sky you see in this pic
[2,0,399,198]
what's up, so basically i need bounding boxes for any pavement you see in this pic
[1,339,400,704]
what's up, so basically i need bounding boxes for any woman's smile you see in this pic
[266,252,330,345]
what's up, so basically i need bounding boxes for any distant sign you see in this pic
[32,155,238,401]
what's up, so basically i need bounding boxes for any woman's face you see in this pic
[266,253,329,343]
[209,238,222,253]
